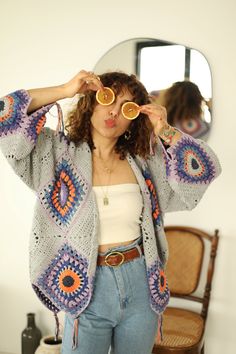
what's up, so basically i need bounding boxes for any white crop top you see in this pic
[93,183,143,245]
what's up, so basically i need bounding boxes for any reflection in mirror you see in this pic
[94,38,212,140]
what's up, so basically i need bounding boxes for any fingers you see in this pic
[82,71,103,91]
[140,104,167,118]
[64,70,103,98]
[139,104,167,129]
[140,103,166,114]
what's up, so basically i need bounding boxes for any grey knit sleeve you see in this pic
[0,89,66,191]
[148,133,222,213]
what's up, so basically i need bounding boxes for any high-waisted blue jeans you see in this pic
[61,236,158,354]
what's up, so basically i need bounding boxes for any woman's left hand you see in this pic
[139,103,168,135]
[140,103,183,145]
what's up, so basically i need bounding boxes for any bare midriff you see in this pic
[98,238,139,253]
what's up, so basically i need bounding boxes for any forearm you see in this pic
[27,84,68,113]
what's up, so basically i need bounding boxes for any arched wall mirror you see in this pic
[94,38,212,140]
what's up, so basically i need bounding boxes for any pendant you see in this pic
[103,196,109,205]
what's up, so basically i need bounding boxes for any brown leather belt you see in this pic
[97,244,144,267]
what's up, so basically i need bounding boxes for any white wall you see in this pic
[0,0,235,353]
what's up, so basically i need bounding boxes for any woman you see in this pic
[0,70,221,354]
[162,80,211,140]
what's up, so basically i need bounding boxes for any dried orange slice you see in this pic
[121,102,140,120]
[96,87,115,105]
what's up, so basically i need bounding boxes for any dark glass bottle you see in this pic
[21,313,42,354]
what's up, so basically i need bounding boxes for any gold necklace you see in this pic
[93,153,116,206]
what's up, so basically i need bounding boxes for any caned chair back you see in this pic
[152,226,219,354]
[166,229,204,295]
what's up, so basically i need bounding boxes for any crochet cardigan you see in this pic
[0,89,221,322]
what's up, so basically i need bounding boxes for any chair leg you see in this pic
[152,345,158,354]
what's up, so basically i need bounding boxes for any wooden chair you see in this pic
[152,226,219,354]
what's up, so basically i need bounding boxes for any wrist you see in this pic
[60,83,75,99]
[156,124,181,146]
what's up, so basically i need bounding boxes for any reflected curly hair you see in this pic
[65,72,152,159]
[163,81,204,126]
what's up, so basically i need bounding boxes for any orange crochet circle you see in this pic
[59,269,81,293]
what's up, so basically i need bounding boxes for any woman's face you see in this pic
[90,88,133,141]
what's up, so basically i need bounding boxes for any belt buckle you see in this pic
[105,251,125,267]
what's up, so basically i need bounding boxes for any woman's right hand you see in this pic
[62,70,103,98]
[27,70,103,113]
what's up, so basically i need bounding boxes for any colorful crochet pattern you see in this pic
[26,113,47,143]
[40,158,88,229]
[37,244,90,316]
[142,168,161,226]
[0,91,52,143]
[0,92,26,137]
[168,136,216,184]
[147,261,170,314]
[32,284,60,314]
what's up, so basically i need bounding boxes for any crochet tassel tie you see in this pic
[149,131,157,156]
[55,102,65,138]
[72,317,79,350]
[54,312,60,341]
[157,314,163,343]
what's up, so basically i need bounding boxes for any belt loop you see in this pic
[136,243,143,256]
[136,236,143,256]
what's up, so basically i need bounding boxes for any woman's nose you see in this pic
[109,110,118,118]
[109,103,120,118]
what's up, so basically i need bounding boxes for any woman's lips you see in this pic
[105,119,116,128]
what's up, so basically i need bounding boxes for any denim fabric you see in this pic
[61,236,158,354]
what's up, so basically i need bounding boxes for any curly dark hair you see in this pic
[65,72,152,159]
[163,81,204,126]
